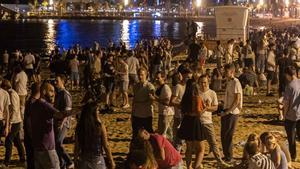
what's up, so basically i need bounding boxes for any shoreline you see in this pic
[9,15,300,28]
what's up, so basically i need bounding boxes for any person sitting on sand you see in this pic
[245,141,275,169]
[240,133,262,168]
[260,132,293,169]
[265,135,288,169]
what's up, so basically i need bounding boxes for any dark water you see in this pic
[0,19,215,53]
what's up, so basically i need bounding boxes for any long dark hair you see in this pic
[181,78,198,114]
[76,102,102,153]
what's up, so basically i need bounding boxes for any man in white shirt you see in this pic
[23,52,35,81]
[198,75,231,167]
[1,79,25,166]
[150,71,174,140]
[0,79,11,141]
[126,51,140,86]
[221,63,243,162]
[12,65,28,117]
[132,68,155,139]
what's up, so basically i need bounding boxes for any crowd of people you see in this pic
[0,27,299,169]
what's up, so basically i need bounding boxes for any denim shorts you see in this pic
[79,155,106,169]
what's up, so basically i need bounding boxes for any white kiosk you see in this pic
[214,6,249,42]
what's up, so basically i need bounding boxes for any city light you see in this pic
[196,0,201,8]
[258,0,263,7]
[285,0,289,7]
[49,0,53,6]
[124,0,129,7]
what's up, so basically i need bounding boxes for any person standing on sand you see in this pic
[24,83,40,169]
[198,75,231,168]
[283,66,300,162]
[54,74,74,169]
[170,72,185,151]
[2,50,9,73]
[0,78,10,145]
[29,82,71,169]
[126,50,140,88]
[1,79,25,167]
[131,68,155,139]
[221,63,243,162]
[23,52,35,82]
[150,71,174,141]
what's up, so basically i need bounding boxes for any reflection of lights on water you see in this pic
[196,0,201,7]
[49,0,53,6]
[45,19,56,53]
[121,20,130,48]
[153,20,161,38]
[174,22,179,34]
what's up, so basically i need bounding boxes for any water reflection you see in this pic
[45,19,56,53]
[128,20,141,48]
[153,20,161,37]
[0,19,214,53]
[56,20,76,50]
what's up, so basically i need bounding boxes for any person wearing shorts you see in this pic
[266,44,276,96]
[103,54,116,110]
[117,57,130,108]
[69,55,80,89]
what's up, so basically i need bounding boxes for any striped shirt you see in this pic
[248,153,275,169]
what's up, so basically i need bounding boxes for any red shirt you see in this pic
[150,134,182,168]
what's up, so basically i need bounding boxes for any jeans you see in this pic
[34,150,60,169]
[284,119,300,160]
[221,114,238,161]
[4,122,25,164]
[131,116,153,139]
[202,123,222,162]
[256,55,266,73]
[79,155,106,169]
[24,134,35,169]
[158,115,174,141]
[55,125,72,168]
[19,95,26,140]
